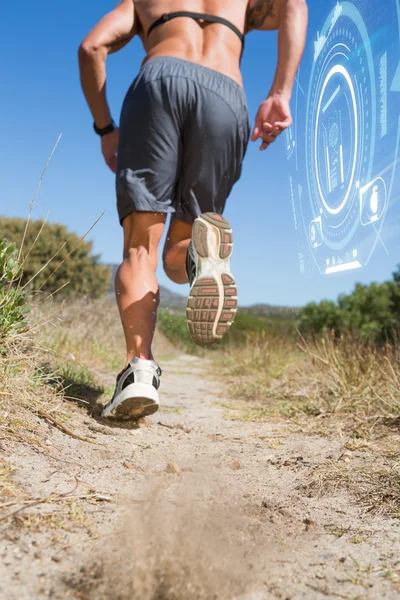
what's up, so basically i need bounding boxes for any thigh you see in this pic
[176,87,249,223]
[116,79,183,224]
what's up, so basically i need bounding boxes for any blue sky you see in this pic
[1,1,399,307]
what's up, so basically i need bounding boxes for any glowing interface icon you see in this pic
[287,0,400,278]
[310,216,323,248]
[360,177,387,226]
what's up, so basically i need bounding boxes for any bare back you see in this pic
[134,0,275,85]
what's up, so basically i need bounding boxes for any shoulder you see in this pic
[245,0,279,32]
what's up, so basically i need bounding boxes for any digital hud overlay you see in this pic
[287,0,400,278]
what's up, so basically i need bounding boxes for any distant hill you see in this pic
[241,304,300,320]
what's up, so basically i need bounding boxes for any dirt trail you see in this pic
[1,354,400,599]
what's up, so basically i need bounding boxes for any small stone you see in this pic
[230,460,241,471]
[165,462,181,474]
[303,518,314,531]
[339,557,346,563]
[266,455,278,464]
[34,551,42,560]
[339,451,352,462]
[123,462,135,470]
[51,556,61,563]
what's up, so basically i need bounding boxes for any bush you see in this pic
[224,312,266,344]
[298,267,400,344]
[157,309,198,354]
[156,309,269,353]
[0,239,31,344]
[298,300,344,338]
[0,217,111,298]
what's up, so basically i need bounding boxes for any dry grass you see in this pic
[36,296,125,373]
[0,299,121,474]
[219,331,400,437]
[296,334,400,419]
[37,296,177,377]
[219,331,400,519]
[0,336,66,446]
[0,460,27,505]
[301,460,400,518]
[0,296,178,456]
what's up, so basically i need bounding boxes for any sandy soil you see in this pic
[1,353,400,599]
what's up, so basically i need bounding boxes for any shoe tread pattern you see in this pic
[187,213,237,347]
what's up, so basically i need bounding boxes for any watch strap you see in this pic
[93,120,116,136]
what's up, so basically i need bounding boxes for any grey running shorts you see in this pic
[116,56,250,225]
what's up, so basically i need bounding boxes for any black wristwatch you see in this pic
[93,119,117,136]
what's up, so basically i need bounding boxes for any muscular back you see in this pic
[134,0,278,83]
[79,0,305,150]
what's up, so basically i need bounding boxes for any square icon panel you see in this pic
[310,216,323,248]
[360,177,387,226]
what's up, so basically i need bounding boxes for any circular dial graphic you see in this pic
[288,0,400,276]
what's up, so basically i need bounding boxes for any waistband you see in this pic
[139,56,247,103]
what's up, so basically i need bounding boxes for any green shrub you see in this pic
[224,312,266,344]
[0,217,111,298]
[0,239,31,343]
[157,309,198,353]
[157,309,270,353]
[298,267,400,344]
[298,300,344,338]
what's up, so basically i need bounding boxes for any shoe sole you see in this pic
[115,397,159,420]
[102,383,159,421]
[186,213,238,346]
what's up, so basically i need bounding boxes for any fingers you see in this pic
[251,126,260,142]
[273,118,292,130]
[255,122,281,150]
[252,118,288,150]
[262,122,281,137]
[106,153,118,173]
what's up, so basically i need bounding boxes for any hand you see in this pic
[101,128,119,173]
[251,94,293,151]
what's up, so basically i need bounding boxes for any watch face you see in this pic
[287,0,400,278]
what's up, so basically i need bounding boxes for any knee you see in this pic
[124,245,158,270]
[163,264,182,284]
[116,246,157,289]
[163,257,188,285]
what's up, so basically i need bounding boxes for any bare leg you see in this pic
[116,212,166,365]
[163,217,193,284]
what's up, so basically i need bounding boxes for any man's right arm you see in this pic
[78,0,137,130]
[247,0,308,150]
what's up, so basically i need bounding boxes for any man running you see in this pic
[78,0,308,420]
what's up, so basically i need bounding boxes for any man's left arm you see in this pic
[78,0,137,172]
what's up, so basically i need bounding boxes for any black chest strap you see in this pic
[147,11,244,45]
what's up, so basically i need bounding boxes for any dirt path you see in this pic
[1,355,400,599]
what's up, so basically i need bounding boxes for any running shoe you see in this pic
[186,212,238,346]
[102,357,161,420]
